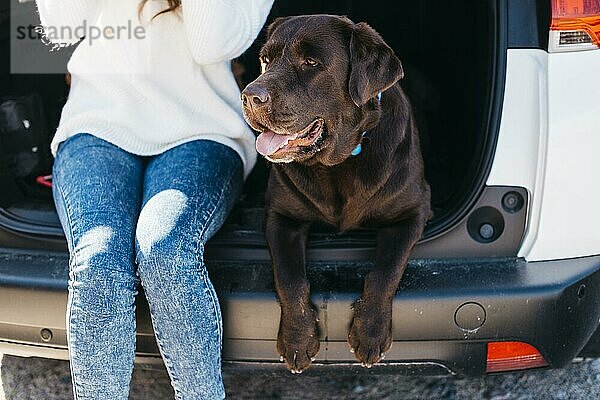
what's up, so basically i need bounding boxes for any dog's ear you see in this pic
[348,22,404,107]
[266,16,292,39]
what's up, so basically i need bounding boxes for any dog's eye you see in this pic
[303,57,319,67]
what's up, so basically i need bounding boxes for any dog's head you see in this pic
[242,15,404,165]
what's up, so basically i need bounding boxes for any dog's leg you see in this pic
[348,213,427,367]
[266,211,320,373]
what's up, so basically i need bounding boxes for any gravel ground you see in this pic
[1,354,600,399]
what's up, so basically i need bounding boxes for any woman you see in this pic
[35,0,273,398]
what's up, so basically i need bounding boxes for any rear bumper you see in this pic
[1,248,599,376]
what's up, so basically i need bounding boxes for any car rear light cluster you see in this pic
[486,341,549,373]
[549,0,600,52]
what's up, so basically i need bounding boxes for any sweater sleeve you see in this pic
[181,0,274,65]
[35,0,102,45]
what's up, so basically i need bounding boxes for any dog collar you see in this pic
[351,92,383,156]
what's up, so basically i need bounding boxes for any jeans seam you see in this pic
[200,261,223,351]
[54,178,81,400]
[54,181,76,260]
[195,166,238,347]
[197,163,238,245]
[138,265,184,399]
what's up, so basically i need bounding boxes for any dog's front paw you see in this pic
[348,298,393,368]
[277,304,320,374]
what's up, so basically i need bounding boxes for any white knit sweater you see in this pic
[36,0,274,178]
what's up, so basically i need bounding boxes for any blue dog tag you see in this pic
[351,143,362,156]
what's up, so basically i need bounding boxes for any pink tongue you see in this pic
[256,131,295,156]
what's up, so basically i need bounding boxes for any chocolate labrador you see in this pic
[241,14,432,373]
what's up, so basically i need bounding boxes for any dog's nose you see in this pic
[241,85,271,109]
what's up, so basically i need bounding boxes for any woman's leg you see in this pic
[52,133,144,400]
[135,140,243,400]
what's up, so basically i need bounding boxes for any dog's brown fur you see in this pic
[242,15,432,373]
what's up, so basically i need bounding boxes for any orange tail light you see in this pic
[486,341,548,373]
[550,0,600,51]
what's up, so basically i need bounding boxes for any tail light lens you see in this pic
[550,0,600,52]
[486,341,548,373]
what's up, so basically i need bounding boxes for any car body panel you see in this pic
[488,48,600,261]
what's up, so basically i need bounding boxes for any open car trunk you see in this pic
[0,0,508,258]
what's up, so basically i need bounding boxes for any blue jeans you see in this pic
[52,133,243,400]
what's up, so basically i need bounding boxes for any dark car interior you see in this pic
[0,0,496,244]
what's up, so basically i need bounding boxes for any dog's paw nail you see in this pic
[349,348,355,353]
[311,357,316,361]
[279,355,284,362]
[380,353,386,360]
[363,363,372,368]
